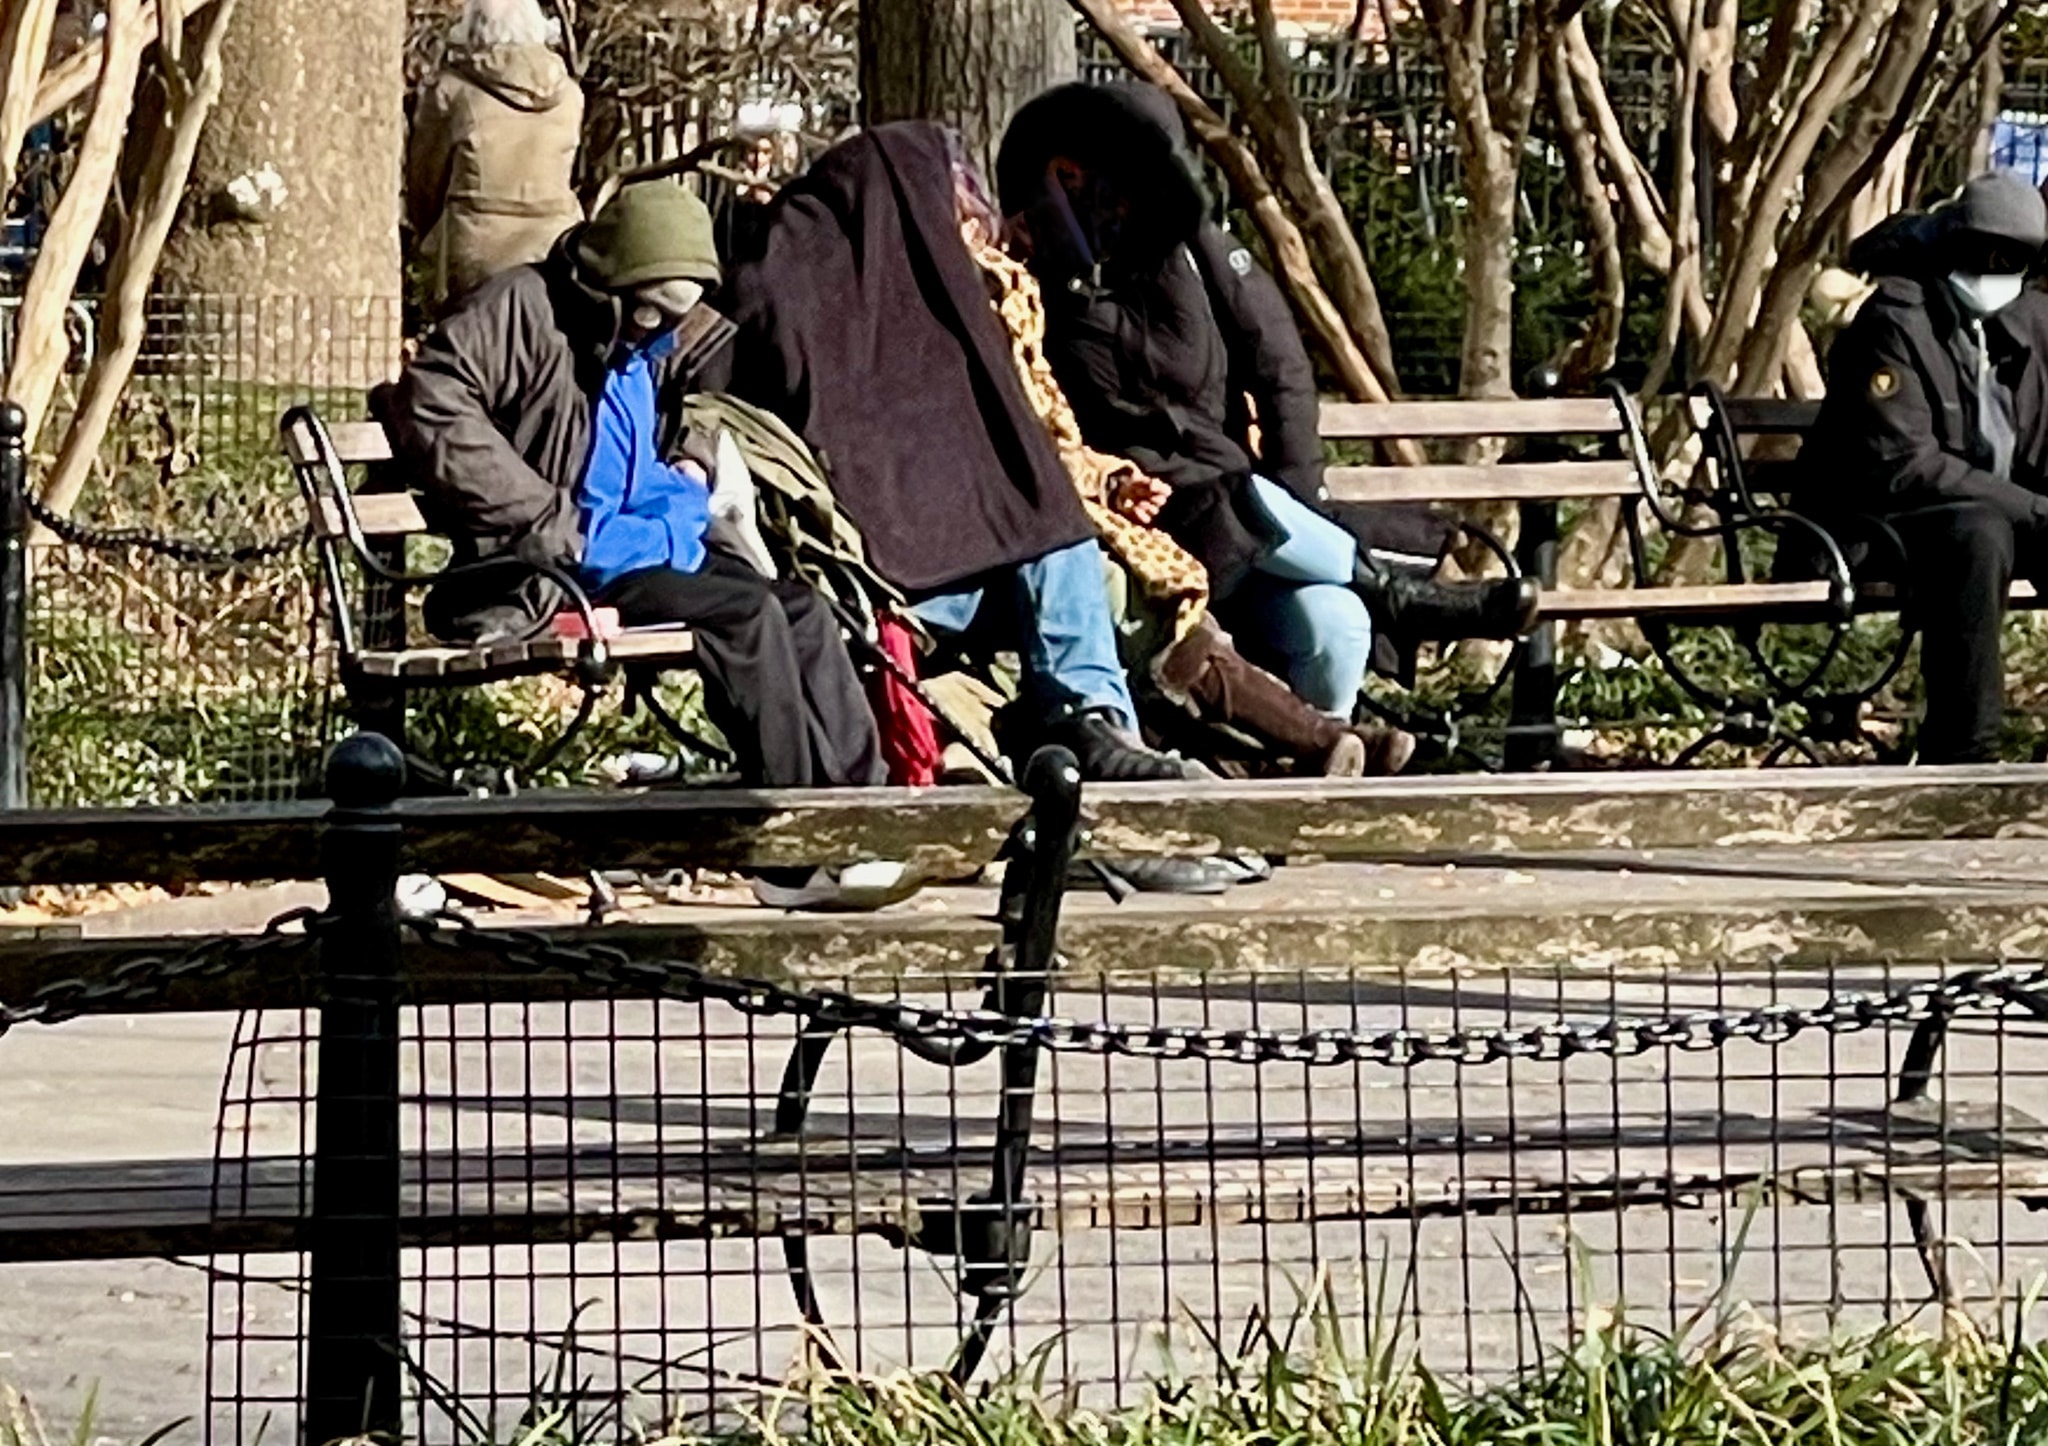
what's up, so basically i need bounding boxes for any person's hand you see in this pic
[1109,471,1170,525]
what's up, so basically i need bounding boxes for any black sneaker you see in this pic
[1069,856,1243,895]
[1053,708,1213,783]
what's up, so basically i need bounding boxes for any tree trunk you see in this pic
[861,0,1076,180]
[156,0,404,387]
[1457,154,1517,400]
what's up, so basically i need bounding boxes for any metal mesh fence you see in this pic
[23,294,401,807]
[200,950,2048,1441]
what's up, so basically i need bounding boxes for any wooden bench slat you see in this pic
[6,1130,2038,1261]
[281,418,394,467]
[1319,398,1623,438]
[1326,460,1638,503]
[1716,398,1821,433]
[1541,579,2046,622]
[316,491,430,539]
[355,628,698,683]
[607,628,697,660]
[1540,582,1835,620]
[322,420,395,464]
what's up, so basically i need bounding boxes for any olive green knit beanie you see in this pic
[574,181,722,290]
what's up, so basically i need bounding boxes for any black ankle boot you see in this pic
[1353,555,1541,642]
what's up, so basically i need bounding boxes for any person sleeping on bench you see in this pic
[384,180,911,911]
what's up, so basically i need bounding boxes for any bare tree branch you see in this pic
[5,0,147,449]
[43,0,238,521]
[30,0,218,129]
[0,0,62,201]
[1064,0,1404,404]
[1736,0,1955,386]
[1547,26,1622,387]
[1561,17,1670,270]
[1702,0,1889,378]
[1642,0,1702,399]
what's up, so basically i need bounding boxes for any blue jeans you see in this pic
[908,540,1139,729]
[1227,477,1373,716]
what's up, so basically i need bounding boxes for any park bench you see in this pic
[1319,386,1858,765]
[281,406,712,785]
[5,757,2048,1416]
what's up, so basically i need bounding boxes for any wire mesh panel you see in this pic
[201,947,2048,1442]
[24,294,401,807]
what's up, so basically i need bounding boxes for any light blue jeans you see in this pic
[909,539,1140,730]
[1227,477,1373,716]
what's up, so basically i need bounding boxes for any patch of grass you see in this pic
[428,1296,2048,1446]
[1,1381,183,1446]
[19,1285,2048,1445]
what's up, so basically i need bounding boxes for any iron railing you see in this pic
[5,758,2048,1436]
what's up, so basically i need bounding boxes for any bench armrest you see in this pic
[1601,380,1853,616]
[282,404,611,673]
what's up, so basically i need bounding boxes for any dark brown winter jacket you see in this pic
[379,235,732,641]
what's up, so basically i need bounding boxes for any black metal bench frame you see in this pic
[1319,385,1856,769]
[282,405,720,789]
[1688,380,2048,761]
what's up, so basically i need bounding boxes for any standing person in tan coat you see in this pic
[407,0,585,313]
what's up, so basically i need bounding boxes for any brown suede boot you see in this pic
[1153,620,1415,776]
[1342,724,1418,777]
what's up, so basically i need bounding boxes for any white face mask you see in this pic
[1950,271,2026,316]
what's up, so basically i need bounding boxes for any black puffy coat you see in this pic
[997,82,1450,599]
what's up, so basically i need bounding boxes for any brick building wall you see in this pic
[1117,0,1390,35]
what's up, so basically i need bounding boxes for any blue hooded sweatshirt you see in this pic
[574,333,710,590]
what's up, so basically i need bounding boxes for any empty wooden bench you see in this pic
[282,406,709,783]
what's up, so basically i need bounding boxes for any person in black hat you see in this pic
[386,182,905,908]
[1800,171,2048,762]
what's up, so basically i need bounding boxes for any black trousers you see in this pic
[599,555,886,788]
[1883,500,2048,764]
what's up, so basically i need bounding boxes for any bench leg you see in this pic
[1504,499,1559,771]
[769,745,1084,1382]
[950,746,1082,1379]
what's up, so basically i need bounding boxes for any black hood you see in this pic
[996,81,1208,282]
[1846,210,1946,279]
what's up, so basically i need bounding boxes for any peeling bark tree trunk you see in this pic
[157,0,405,387]
[0,0,62,203]
[861,0,1075,181]
[41,0,238,521]
[5,0,145,448]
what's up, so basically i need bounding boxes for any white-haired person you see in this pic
[407,0,585,313]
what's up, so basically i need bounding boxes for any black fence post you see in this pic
[0,402,28,809]
[306,731,407,1444]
